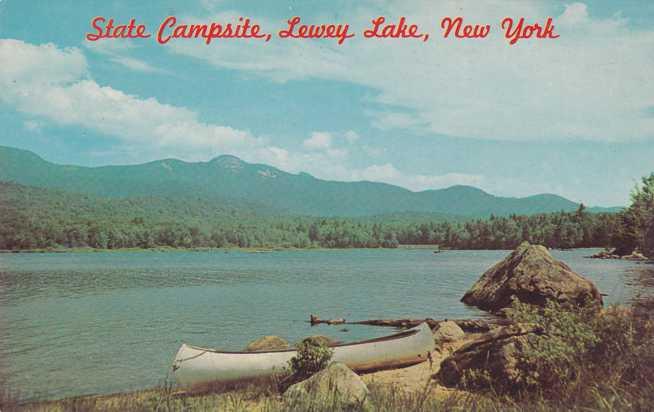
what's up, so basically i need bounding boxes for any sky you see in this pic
[0,0,652,207]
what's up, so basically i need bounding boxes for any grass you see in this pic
[7,381,652,412]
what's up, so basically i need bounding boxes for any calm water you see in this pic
[0,248,651,400]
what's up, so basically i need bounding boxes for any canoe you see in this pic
[172,322,435,386]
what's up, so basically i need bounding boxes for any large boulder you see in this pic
[284,362,369,405]
[244,335,289,351]
[437,324,541,391]
[433,320,465,343]
[461,242,603,313]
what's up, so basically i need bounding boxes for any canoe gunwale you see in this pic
[173,323,435,386]
[182,327,421,355]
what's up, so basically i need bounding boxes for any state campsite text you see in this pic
[85,15,559,46]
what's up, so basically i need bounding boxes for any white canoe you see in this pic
[172,322,435,387]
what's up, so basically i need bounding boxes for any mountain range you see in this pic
[0,145,619,217]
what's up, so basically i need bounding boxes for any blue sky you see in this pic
[0,0,653,207]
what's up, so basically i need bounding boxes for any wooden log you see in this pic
[308,314,512,332]
[309,314,345,325]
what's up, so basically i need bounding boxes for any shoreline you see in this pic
[10,331,475,409]
[0,245,609,255]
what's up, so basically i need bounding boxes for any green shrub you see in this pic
[288,337,334,383]
[460,368,493,391]
[455,297,654,407]
[508,298,599,393]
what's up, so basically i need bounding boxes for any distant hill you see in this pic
[0,181,262,226]
[0,145,619,217]
[0,181,621,251]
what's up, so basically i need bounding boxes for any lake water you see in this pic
[0,248,651,401]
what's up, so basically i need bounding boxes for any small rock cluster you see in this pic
[590,248,648,261]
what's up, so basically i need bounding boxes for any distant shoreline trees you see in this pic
[0,181,618,251]
[611,173,654,257]
[0,175,651,256]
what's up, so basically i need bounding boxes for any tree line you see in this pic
[0,175,652,256]
[610,173,654,257]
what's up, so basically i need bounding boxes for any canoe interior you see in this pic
[184,328,421,355]
[173,323,435,387]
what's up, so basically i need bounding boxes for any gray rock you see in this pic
[462,242,603,313]
[433,320,465,343]
[284,362,368,405]
[244,335,289,352]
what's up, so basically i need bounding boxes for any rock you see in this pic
[590,248,649,261]
[298,335,337,347]
[437,324,542,390]
[284,362,369,404]
[461,242,603,313]
[244,335,289,352]
[589,248,619,259]
[433,320,465,343]
[622,251,648,261]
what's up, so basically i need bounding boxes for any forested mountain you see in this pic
[0,146,617,217]
[0,181,619,251]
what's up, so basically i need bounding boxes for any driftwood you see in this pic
[308,314,512,333]
[309,314,346,325]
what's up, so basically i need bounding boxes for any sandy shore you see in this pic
[362,332,477,397]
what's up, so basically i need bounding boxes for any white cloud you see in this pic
[0,39,259,158]
[168,2,654,142]
[250,148,484,192]
[303,131,332,150]
[200,0,227,12]
[369,111,428,131]
[302,130,360,151]
[343,130,360,143]
[84,40,165,74]
[0,39,87,85]
[167,11,350,83]
[359,163,399,181]
[559,3,589,25]
[362,145,386,158]
[356,163,484,191]
[109,55,163,73]
[23,120,42,133]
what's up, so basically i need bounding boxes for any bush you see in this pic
[288,337,334,383]
[508,298,599,393]
[451,297,654,407]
